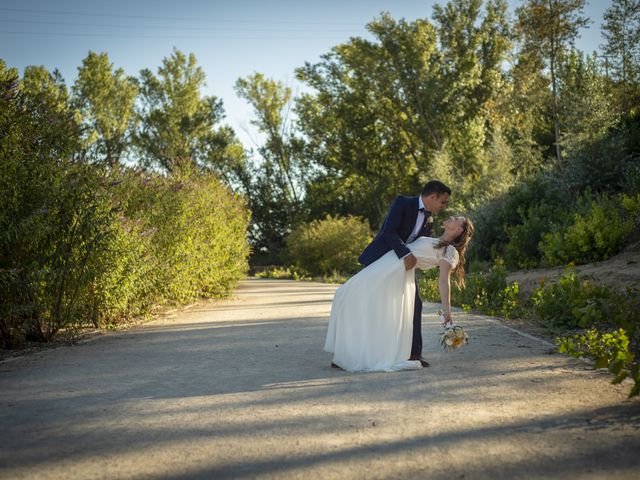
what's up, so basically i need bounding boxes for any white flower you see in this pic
[439,320,469,351]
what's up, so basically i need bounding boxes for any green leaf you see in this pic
[594,357,609,370]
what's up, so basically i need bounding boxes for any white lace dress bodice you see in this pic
[411,237,459,270]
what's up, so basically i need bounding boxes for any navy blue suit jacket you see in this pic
[358,195,433,266]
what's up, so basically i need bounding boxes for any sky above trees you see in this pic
[2,0,609,147]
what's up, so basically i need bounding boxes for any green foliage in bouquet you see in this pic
[558,328,639,398]
[287,215,372,276]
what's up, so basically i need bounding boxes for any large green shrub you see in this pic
[503,203,572,269]
[539,193,640,266]
[469,175,566,267]
[287,215,372,276]
[0,61,96,345]
[531,268,640,342]
[137,168,250,303]
[61,167,251,329]
[0,64,251,347]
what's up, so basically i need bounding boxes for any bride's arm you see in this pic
[438,259,453,325]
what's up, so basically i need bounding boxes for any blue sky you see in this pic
[1,0,610,148]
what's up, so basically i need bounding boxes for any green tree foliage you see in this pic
[431,0,512,161]
[506,42,554,169]
[601,0,640,114]
[515,0,590,166]
[296,17,430,225]
[72,51,139,166]
[235,73,304,259]
[558,50,620,155]
[135,48,235,174]
[287,215,372,276]
[0,59,250,348]
[296,1,512,227]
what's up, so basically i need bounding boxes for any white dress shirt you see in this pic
[407,196,426,244]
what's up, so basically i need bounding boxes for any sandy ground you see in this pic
[507,249,640,294]
[0,278,639,480]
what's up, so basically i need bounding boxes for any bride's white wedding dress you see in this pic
[324,236,459,372]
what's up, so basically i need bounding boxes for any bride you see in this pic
[324,216,474,372]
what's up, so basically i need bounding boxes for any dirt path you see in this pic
[507,249,640,294]
[1,278,639,480]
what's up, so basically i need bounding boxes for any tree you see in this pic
[0,63,106,344]
[20,65,80,129]
[296,23,429,226]
[504,43,554,171]
[558,49,620,154]
[295,2,512,225]
[515,0,590,166]
[234,73,304,259]
[600,0,640,113]
[72,51,138,167]
[431,0,512,183]
[235,73,302,205]
[135,48,233,174]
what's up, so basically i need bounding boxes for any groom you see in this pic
[358,180,451,367]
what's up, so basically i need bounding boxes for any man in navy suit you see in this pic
[358,180,451,367]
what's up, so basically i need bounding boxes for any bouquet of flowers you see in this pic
[438,309,469,351]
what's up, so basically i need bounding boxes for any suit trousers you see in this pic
[411,273,422,357]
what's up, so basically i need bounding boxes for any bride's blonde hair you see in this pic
[435,217,474,288]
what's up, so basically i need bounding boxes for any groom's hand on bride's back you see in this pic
[403,254,417,271]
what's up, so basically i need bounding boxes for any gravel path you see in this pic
[1,278,639,479]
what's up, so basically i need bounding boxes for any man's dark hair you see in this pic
[421,180,451,197]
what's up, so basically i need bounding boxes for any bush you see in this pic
[91,167,251,324]
[418,259,524,319]
[531,268,640,344]
[133,168,250,304]
[0,163,250,347]
[0,65,251,347]
[287,215,372,276]
[470,120,640,269]
[255,266,310,281]
[539,193,640,266]
[0,61,94,345]
[558,328,639,398]
[503,203,572,269]
[469,175,566,267]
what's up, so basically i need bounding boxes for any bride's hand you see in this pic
[442,311,453,326]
